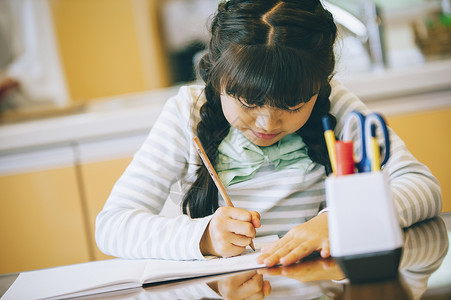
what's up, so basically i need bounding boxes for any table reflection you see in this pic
[90,217,449,300]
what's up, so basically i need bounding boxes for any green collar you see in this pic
[215,127,311,187]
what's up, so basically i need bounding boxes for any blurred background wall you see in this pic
[49,0,170,101]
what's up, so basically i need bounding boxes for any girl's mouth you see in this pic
[251,130,280,140]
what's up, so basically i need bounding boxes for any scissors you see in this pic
[342,111,390,173]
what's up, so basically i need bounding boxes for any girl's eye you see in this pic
[285,92,317,113]
[286,105,305,114]
[287,109,301,114]
[238,101,257,110]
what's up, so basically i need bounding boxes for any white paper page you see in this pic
[1,235,279,300]
[141,235,279,284]
[1,259,146,300]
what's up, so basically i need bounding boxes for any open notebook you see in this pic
[1,235,278,300]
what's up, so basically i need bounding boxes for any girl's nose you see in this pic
[254,108,281,131]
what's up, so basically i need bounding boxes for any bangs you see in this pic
[210,45,323,109]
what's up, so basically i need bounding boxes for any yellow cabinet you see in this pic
[0,134,146,274]
[387,108,451,212]
[0,148,90,274]
[79,157,132,261]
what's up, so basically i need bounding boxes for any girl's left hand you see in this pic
[257,212,330,267]
[258,257,344,282]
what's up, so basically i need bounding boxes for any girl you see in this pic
[95,0,441,267]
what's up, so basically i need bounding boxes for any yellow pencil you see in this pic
[322,116,337,175]
[193,136,255,251]
[370,124,381,171]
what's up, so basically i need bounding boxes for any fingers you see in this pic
[260,238,283,254]
[226,231,254,249]
[220,206,254,222]
[240,272,264,297]
[209,231,248,257]
[249,211,261,228]
[217,271,270,300]
[258,239,317,267]
[320,239,330,258]
[263,280,272,297]
[258,214,330,267]
[213,207,257,238]
[207,207,259,257]
[258,267,283,276]
[232,274,271,300]
[219,207,260,231]
[256,238,287,264]
[280,242,317,266]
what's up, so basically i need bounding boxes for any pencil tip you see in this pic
[250,243,256,251]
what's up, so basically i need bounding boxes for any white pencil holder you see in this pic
[325,171,403,283]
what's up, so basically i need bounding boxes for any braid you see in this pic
[297,82,337,175]
[182,84,230,218]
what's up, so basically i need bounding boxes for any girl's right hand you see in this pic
[200,206,261,257]
[208,270,271,300]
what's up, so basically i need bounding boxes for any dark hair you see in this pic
[183,0,337,218]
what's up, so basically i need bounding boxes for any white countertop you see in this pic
[0,85,181,155]
[341,59,451,101]
[1,60,451,155]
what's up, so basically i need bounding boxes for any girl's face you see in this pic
[220,93,318,147]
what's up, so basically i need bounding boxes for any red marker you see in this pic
[335,141,355,176]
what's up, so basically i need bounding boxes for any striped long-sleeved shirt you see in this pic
[95,80,442,261]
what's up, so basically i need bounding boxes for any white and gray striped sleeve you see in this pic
[330,81,442,228]
[95,86,212,261]
[399,217,448,299]
[383,130,442,227]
